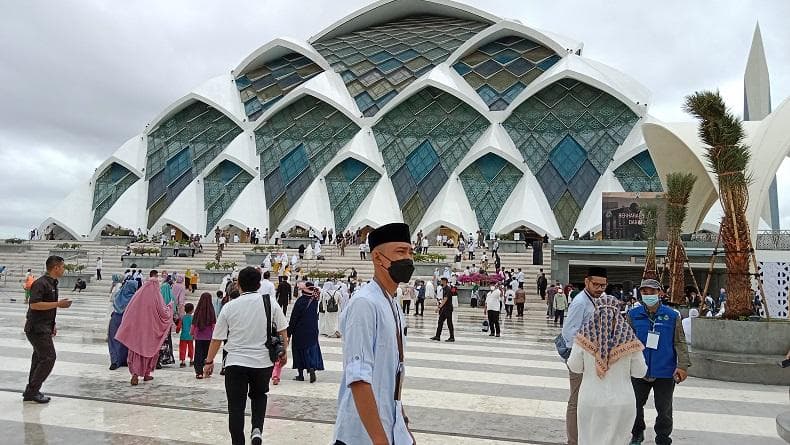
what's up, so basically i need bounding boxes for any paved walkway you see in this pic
[0,289,785,444]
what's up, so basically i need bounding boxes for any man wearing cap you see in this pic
[333,223,416,445]
[561,266,608,445]
[626,279,690,445]
[430,276,454,342]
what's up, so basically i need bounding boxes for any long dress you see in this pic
[567,341,648,444]
[108,280,136,367]
[288,295,324,371]
[115,279,173,378]
[319,287,340,336]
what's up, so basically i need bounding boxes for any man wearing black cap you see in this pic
[560,266,607,445]
[430,276,454,342]
[333,222,416,445]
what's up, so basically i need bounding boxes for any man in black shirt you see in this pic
[277,277,292,316]
[24,255,72,403]
[430,277,454,342]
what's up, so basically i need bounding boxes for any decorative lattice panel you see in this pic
[373,87,490,229]
[458,153,523,233]
[325,158,382,233]
[203,160,254,232]
[614,150,663,192]
[145,101,243,228]
[235,53,323,121]
[503,79,639,237]
[453,36,560,111]
[313,15,489,117]
[255,95,360,231]
[91,163,140,228]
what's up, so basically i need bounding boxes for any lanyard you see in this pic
[373,279,405,401]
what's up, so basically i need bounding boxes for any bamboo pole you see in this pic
[746,223,771,321]
[701,226,722,315]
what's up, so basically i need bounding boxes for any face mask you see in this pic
[381,254,415,284]
[642,294,660,306]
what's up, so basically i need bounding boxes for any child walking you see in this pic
[191,292,216,379]
[178,303,194,367]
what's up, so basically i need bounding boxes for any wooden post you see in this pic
[701,227,723,315]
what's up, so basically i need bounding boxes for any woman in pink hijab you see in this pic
[115,271,173,385]
[172,275,187,317]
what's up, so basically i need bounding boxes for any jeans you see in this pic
[434,311,454,338]
[193,339,211,375]
[505,304,513,318]
[402,300,411,314]
[554,309,565,326]
[487,310,500,336]
[415,298,424,315]
[632,377,675,444]
[224,365,273,445]
[516,302,525,317]
[24,332,56,397]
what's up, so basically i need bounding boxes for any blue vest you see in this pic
[629,304,678,378]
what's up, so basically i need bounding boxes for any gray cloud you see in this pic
[1,0,788,237]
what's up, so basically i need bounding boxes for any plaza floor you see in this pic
[0,289,785,444]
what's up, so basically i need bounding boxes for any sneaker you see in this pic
[22,393,50,404]
[445,338,455,342]
[251,427,262,445]
[629,433,644,445]
[429,336,440,341]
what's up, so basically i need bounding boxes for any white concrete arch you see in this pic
[156,217,194,237]
[308,0,498,43]
[370,66,493,127]
[92,134,146,180]
[320,152,387,180]
[38,217,82,241]
[446,19,571,66]
[505,55,650,119]
[145,91,246,137]
[234,37,333,75]
[455,124,527,176]
[215,178,268,235]
[253,72,364,130]
[491,173,562,238]
[496,220,555,239]
[641,120,719,233]
[417,174,479,236]
[91,158,142,187]
[200,133,258,180]
[323,129,387,176]
[346,177,404,232]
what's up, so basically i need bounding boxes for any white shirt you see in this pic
[485,289,502,311]
[259,279,276,298]
[425,281,435,298]
[219,236,226,244]
[421,238,428,247]
[212,292,288,368]
[96,259,102,269]
[516,272,525,282]
[505,289,515,305]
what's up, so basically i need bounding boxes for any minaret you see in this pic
[744,22,779,230]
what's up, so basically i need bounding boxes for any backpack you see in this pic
[23,275,35,290]
[326,291,339,313]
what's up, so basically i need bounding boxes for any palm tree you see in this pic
[683,91,753,319]
[665,172,698,304]
[641,204,658,280]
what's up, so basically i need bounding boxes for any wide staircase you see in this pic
[0,240,551,310]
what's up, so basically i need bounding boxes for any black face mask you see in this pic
[381,254,415,284]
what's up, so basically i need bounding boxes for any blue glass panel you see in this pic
[453,62,472,76]
[476,59,502,77]
[505,58,534,77]
[340,158,368,182]
[549,135,586,183]
[476,153,507,183]
[217,160,242,184]
[264,169,285,207]
[633,150,657,176]
[391,165,418,206]
[536,162,566,207]
[378,58,402,73]
[567,160,600,206]
[417,165,448,205]
[280,144,309,185]
[493,49,520,65]
[370,51,392,64]
[477,85,499,106]
[165,148,191,184]
[286,168,314,205]
[396,49,420,62]
[405,140,440,183]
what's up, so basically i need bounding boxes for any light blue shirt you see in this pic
[333,280,412,445]
[561,289,596,347]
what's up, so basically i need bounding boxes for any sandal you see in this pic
[130,375,139,386]
[143,375,154,381]
[272,377,280,385]
[196,374,204,379]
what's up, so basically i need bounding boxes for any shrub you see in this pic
[4,238,24,244]
[64,264,86,273]
[251,245,277,253]
[413,253,447,263]
[205,261,237,271]
[132,247,160,256]
[54,243,82,249]
[305,269,347,280]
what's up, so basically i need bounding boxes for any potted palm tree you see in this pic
[665,172,698,305]
[682,91,788,385]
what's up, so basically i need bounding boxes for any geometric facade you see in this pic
[313,15,488,117]
[613,150,663,193]
[92,162,140,228]
[503,79,639,237]
[203,160,254,232]
[454,36,561,111]
[325,158,382,234]
[373,86,490,229]
[145,101,243,229]
[458,153,523,233]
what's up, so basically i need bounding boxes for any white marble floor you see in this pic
[0,289,786,444]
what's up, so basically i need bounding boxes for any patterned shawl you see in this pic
[575,295,643,378]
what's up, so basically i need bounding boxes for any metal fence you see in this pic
[756,230,790,250]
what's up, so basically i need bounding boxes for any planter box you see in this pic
[455,286,480,306]
[48,249,88,259]
[122,256,165,269]
[280,237,312,249]
[197,270,230,284]
[413,262,449,277]
[59,273,92,290]
[100,235,136,246]
[0,243,30,253]
[496,240,529,253]
[160,246,195,258]
[690,317,790,385]
[244,252,273,265]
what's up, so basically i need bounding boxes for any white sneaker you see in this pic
[251,427,262,445]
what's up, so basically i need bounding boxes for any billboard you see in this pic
[602,192,667,240]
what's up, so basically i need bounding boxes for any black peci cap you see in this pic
[368,223,411,251]
[587,266,608,278]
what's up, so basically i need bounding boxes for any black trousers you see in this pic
[24,332,56,397]
[632,377,675,444]
[193,339,211,375]
[415,299,424,315]
[402,300,411,314]
[435,311,454,338]
[487,310,500,336]
[96,269,102,280]
[516,302,525,317]
[224,365,273,445]
[505,304,514,318]
[554,309,565,326]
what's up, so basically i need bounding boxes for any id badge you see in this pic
[646,331,660,349]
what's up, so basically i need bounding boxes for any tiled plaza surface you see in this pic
[0,289,786,444]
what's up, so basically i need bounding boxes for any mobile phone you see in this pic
[779,359,790,368]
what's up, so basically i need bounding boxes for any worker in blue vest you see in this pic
[626,279,691,445]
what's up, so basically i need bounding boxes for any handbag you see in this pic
[262,294,286,363]
[326,291,339,313]
[554,333,571,360]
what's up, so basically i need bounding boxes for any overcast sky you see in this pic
[1,0,788,238]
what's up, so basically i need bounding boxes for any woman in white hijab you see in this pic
[319,281,340,337]
[262,254,272,273]
[682,308,699,347]
[314,240,322,258]
[305,244,314,260]
[279,253,289,276]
